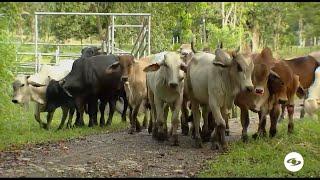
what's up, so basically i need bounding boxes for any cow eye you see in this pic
[20,84,25,87]
[237,63,243,72]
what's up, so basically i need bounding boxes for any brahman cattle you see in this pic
[186,47,254,151]
[143,51,187,145]
[12,73,75,130]
[105,54,151,134]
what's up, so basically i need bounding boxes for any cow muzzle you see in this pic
[121,76,128,82]
[278,99,287,105]
[169,82,178,89]
[255,88,264,95]
[246,86,254,92]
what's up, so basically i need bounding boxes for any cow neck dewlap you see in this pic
[225,66,241,96]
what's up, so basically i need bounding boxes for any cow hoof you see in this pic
[171,134,179,146]
[225,129,230,136]
[252,133,258,140]
[211,142,222,151]
[157,132,168,141]
[128,128,135,134]
[288,123,294,134]
[106,122,112,126]
[193,137,203,148]
[148,126,152,134]
[269,129,277,138]
[242,134,249,143]
[100,124,105,128]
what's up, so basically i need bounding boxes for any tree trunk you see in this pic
[92,3,104,40]
[222,2,225,27]
[299,17,304,47]
[314,36,317,46]
[252,26,260,52]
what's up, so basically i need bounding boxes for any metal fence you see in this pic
[32,12,151,73]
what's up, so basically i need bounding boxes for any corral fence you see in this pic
[10,12,151,75]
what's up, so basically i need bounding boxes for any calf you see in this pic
[143,52,187,145]
[186,47,254,151]
[106,55,151,134]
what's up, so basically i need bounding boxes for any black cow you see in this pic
[60,54,128,127]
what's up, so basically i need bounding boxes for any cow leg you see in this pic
[200,105,210,142]
[208,112,216,137]
[34,103,46,128]
[74,97,85,127]
[169,105,180,146]
[300,97,306,118]
[278,104,286,122]
[121,97,128,122]
[209,99,227,152]
[163,103,169,139]
[142,102,149,129]
[240,107,250,142]
[180,98,190,136]
[270,103,281,137]
[99,101,107,127]
[133,101,142,132]
[154,96,166,141]
[148,91,157,136]
[57,106,68,130]
[223,109,230,136]
[287,104,295,134]
[66,106,75,129]
[106,99,116,126]
[253,111,267,139]
[45,111,54,130]
[88,98,98,127]
[190,100,202,148]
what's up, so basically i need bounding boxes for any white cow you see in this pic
[304,66,320,118]
[12,60,75,130]
[143,51,187,145]
[186,48,254,151]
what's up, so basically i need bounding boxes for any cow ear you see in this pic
[212,61,229,68]
[105,61,120,74]
[214,49,232,67]
[143,63,160,72]
[269,70,281,82]
[180,62,188,73]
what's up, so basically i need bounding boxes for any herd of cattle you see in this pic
[11,42,320,151]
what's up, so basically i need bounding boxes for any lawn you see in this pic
[0,101,130,151]
[198,115,320,177]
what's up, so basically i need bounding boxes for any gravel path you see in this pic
[0,101,303,177]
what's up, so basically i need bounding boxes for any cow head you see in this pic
[143,52,187,89]
[106,54,135,83]
[213,47,254,92]
[12,75,31,105]
[12,74,46,105]
[268,62,289,104]
[178,44,194,64]
[81,46,102,59]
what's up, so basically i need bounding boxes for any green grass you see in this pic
[0,102,130,151]
[198,116,320,177]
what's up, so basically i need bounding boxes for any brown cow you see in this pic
[280,55,319,119]
[235,47,300,141]
[106,54,151,134]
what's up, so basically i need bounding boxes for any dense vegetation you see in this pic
[1,2,320,52]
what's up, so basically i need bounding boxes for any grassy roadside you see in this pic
[0,103,130,151]
[198,116,320,177]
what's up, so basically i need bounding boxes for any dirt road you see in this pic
[0,103,303,177]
